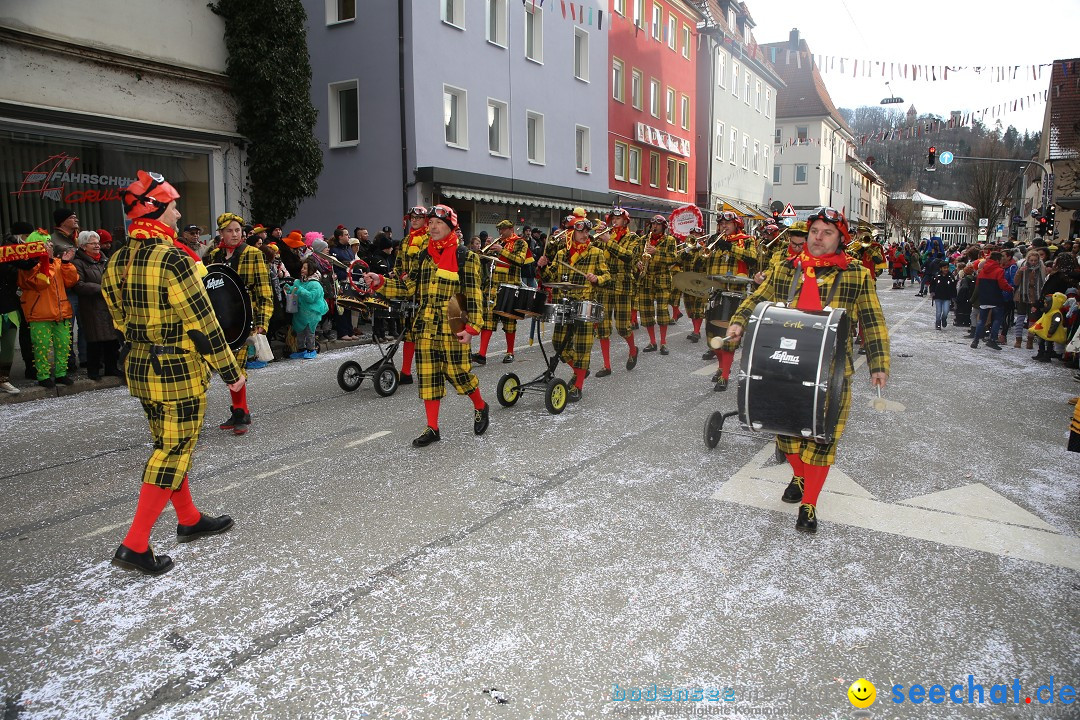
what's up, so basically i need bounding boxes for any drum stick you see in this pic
[556,259,590,277]
[873,386,887,411]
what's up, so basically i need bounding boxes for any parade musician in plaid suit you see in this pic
[727,207,890,534]
[102,171,244,575]
[592,208,640,375]
[396,206,430,385]
[537,218,611,402]
[205,212,273,435]
[677,226,709,343]
[473,219,533,366]
[364,205,490,447]
[635,214,678,355]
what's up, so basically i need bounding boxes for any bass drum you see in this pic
[204,264,253,352]
[737,302,849,443]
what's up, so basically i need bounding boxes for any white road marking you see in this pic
[345,430,393,448]
[254,459,317,479]
[81,520,129,539]
[713,443,1079,571]
[205,481,245,496]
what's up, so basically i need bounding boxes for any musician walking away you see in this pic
[397,206,429,385]
[592,208,641,375]
[102,170,243,575]
[537,219,611,401]
[678,227,709,343]
[206,212,273,436]
[699,211,757,391]
[363,205,490,447]
[636,215,678,355]
[473,219,532,365]
[727,207,890,534]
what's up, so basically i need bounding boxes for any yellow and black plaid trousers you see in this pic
[593,229,639,338]
[730,260,890,466]
[635,233,677,326]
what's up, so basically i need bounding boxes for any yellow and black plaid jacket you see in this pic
[729,259,890,377]
[541,243,611,302]
[206,244,274,330]
[698,233,758,277]
[399,231,430,277]
[380,247,485,341]
[489,235,529,286]
[597,228,639,295]
[102,235,242,402]
[637,233,677,293]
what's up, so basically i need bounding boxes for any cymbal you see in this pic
[672,271,719,298]
[546,282,586,289]
[707,273,753,286]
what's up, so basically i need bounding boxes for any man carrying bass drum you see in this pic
[726,207,889,535]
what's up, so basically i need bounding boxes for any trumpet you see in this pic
[761,227,790,251]
[699,231,730,257]
[675,235,707,254]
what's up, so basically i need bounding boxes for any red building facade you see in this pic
[607,0,702,217]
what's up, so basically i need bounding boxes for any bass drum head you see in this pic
[204,264,253,352]
[820,310,851,441]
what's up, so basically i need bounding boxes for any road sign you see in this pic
[781,203,797,218]
[939,151,954,165]
[978,218,989,228]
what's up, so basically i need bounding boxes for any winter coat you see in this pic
[974,259,1013,307]
[1013,261,1047,309]
[71,248,119,342]
[18,258,78,322]
[928,272,957,300]
[287,273,329,333]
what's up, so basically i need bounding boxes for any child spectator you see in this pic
[927,262,956,330]
[955,263,974,327]
[286,257,328,359]
[17,230,79,386]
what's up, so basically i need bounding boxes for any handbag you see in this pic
[251,333,274,362]
[284,291,299,313]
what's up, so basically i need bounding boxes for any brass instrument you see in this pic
[699,232,730,258]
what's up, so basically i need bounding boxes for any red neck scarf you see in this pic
[86,250,101,262]
[611,226,628,243]
[406,227,427,254]
[795,249,849,311]
[649,232,663,248]
[173,239,204,265]
[428,234,459,280]
[127,218,177,242]
[569,237,590,264]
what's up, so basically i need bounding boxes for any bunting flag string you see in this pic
[770,48,1056,84]
[551,0,607,30]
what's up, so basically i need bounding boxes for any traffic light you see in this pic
[1036,215,1048,236]
[1046,205,1056,236]
[927,146,936,170]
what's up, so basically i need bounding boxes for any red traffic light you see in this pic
[927,146,937,169]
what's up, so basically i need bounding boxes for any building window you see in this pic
[487,0,508,46]
[631,68,643,110]
[774,127,782,144]
[634,0,644,27]
[715,121,724,161]
[731,62,739,96]
[327,0,356,24]
[763,146,769,177]
[727,7,736,30]
[328,80,359,146]
[574,28,589,81]
[773,164,781,184]
[665,87,675,124]
[795,164,808,183]
[526,111,545,164]
[796,126,808,142]
[628,146,641,184]
[717,52,726,88]
[677,161,688,193]
[649,78,660,117]
[525,5,543,62]
[442,0,464,28]
[667,14,677,50]
[649,152,659,187]
[666,158,677,191]
[680,94,689,131]
[614,0,625,14]
[652,3,662,40]
[765,88,772,118]
[729,127,737,165]
[744,70,751,104]
[755,80,761,111]
[612,58,625,102]
[488,99,508,156]
[742,134,749,169]
[614,141,627,181]
[575,125,590,173]
[681,24,690,58]
[443,85,467,148]
[752,140,759,173]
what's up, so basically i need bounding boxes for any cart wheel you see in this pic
[704,411,725,449]
[337,361,363,392]
[545,378,568,415]
[497,373,521,407]
[372,364,399,397]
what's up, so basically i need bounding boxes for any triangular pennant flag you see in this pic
[570,3,574,20]
[560,0,566,18]
[598,9,602,29]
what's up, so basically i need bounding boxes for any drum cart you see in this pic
[495,296,584,415]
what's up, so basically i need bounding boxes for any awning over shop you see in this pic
[441,185,609,215]
[717,197,766,220]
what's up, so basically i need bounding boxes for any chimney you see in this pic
[789,28,800,50]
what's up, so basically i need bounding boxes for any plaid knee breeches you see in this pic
[593,287,634,339]
[774,377,851,467]
[684,295,706,319]
[635,288,671,326]
[140,396,206,489]
[553,321,594,370]
[415,336,480,401]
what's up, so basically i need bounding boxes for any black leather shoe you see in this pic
[595,367,612,377]
[470,353,487,366]
[687,333,700,343]
[502,353,514,364]
[643,343,658,352]
[970,340,979,349]
[412,426,441,447]
[219,407,241,430]
[474,403,490,435]
[37,379,55,389]
[112,544,174,575]
[702,350,715,361]
[232,410,251,435]
[399,373,414,385]
[796,504,818,533]
[567,386,582,403]
[659,345,669,356]
[713,377,728,392]
[782,477,804,504]
[711,371,722,383]
[625,351,638,371]
[985,341,1002,350]
[56,375,75,385]
[177,513,234,543]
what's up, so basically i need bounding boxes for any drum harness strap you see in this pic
[787,266,844,309]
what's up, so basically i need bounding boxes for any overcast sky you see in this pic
[751,0,1080,136]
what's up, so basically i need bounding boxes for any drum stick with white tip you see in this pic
[556,259,590,277]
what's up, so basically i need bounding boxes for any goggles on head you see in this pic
[407,206,428,217]
[573,219,594,232]
[718,211,741,222]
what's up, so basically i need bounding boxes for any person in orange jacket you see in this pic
[17,229,79,387]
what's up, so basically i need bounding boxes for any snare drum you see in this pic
[494,283,524,319]
[513,286,547,317]
[573,299,604,324]
[736,301,850,442]
[542,301,575,325]
[705,291,745,331]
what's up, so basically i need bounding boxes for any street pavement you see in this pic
[0,280,1078,720]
